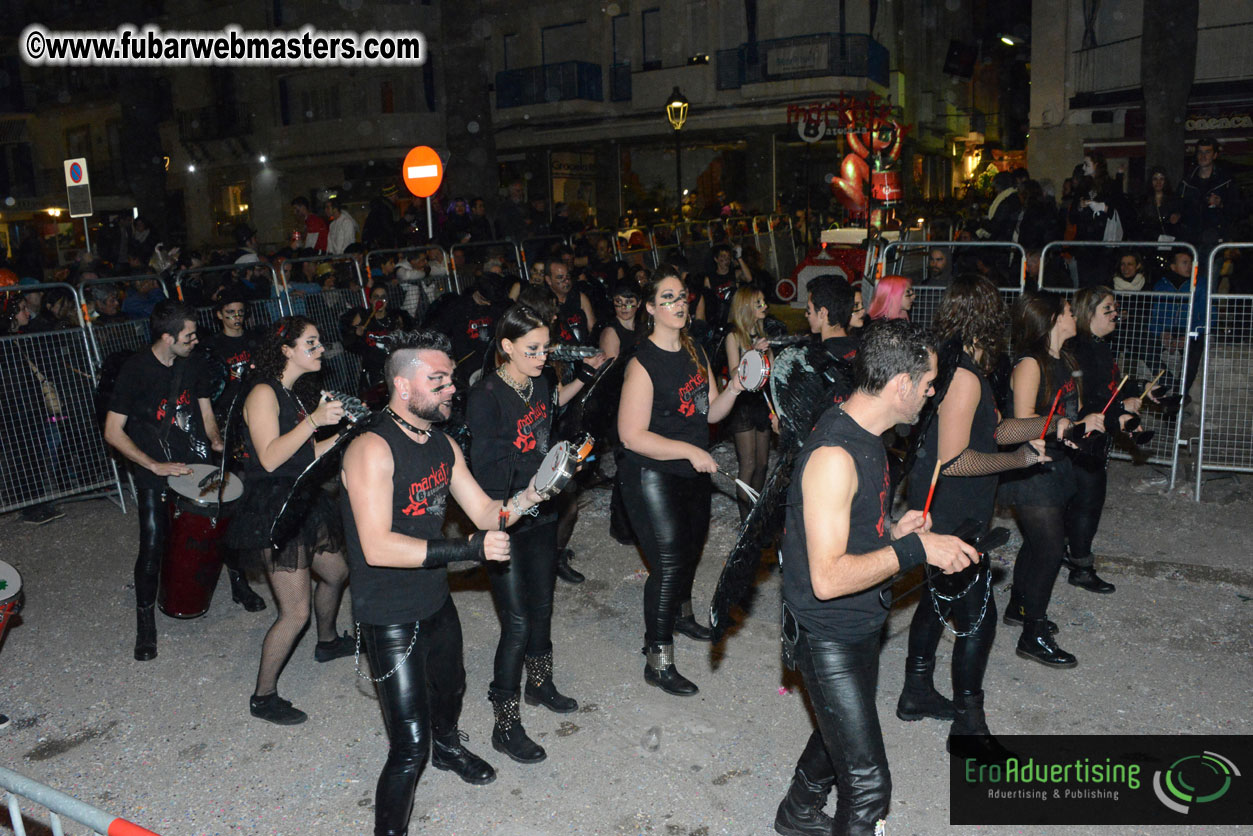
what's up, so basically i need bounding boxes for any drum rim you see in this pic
[0,559,22,600]
[534,441,576,494]
[167,464,244,506]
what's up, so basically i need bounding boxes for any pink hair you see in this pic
[868,274,912,321]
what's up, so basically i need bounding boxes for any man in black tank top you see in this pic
[340,330,545,836]
[774,320,979,836]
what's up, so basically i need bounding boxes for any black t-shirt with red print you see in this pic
[624,338,710,477]
[432,293,508,380]
[341,417,455,624]
[554,291,592,346]
[109,349,213,488]
[467,370,554,500]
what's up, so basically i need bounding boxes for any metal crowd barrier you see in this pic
[518,235,569,273]
[79,275,170,366]
[615,228,654,268]
[878,240,1028,288]
[1039,239,1183,291]
[1,765,161,836]
[279,253,368,395]
[767,214,800,279]
[0,283,123,515]
[448,239,523,293]
[174,262,290,340]
[364,245,456,324]
[1194,242,1253,500]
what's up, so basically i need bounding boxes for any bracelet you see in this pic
[308,413,320,429]
[512,492,540,517]
[891,533,926,572]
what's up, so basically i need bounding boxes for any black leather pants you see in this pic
[486,519,558,697]
[792,630,891,836]
[135,487,169,608]
[1064,463,1106,568]
[618,462,711,645]
[359,598,466,836]
[903,563,997,695]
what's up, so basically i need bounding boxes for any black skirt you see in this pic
[226,477,345,572]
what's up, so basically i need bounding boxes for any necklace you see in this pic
[385,406,432,439]
[496,365,533,408]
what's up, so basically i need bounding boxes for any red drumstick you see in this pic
[1040,388,1063,439]
[922,459,942,522]
[1100,374,1130,415]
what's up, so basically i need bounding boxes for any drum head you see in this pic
[168,464,244,506]
[737,350,770,392]
[0,559,21,602]
[533,442,572,495]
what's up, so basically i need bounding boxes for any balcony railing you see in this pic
[495,61,603,109]
[610,62,632,102]
[716,33,889,90]
[177,104,254,142]
[1071,23,1253,98]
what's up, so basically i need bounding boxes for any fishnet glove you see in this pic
[993,416,1049,445]
[941,444,1041,477]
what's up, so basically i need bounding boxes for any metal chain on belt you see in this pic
[354,621,420,682]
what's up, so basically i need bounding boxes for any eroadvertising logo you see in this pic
[949,735,1251,826]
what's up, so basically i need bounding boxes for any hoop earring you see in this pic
[400,391,410,401]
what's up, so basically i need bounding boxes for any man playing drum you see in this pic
[104,300,223,661]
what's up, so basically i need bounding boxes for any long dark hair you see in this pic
[252,315,321,409]
[641,265,702,370]
[1012,292,1078,413]
[933,275,1008,374]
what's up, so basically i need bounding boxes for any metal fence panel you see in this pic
[769,215,799,280]
[299,287,364,394]
[1,765,161,835]
[0,327,120,514]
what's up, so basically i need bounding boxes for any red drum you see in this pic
[737,349,772,392]
[0,559,22,648]
[159,465,243,619]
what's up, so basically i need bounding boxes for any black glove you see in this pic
[423,533,488,567]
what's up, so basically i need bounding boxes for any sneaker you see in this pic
[20,505,65,525]
[0,713,10,730]
[249,693,308,725]
[314,632,356,662]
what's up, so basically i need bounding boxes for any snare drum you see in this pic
[533,436,596,499]
[737,349,772,392]
[160,464,243,619]
[0,560,22,648]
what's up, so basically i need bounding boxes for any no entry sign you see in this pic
[402,146,443,198]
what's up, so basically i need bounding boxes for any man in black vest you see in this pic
[340,329,544,836]
[774,319,978,836]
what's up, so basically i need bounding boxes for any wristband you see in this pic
[308,414,320,429]
[424,533,487,567]
[891,533,926,572]
[575,363,598,385]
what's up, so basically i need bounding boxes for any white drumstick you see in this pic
[716,469,760,503]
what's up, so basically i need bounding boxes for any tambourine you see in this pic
[736,349,772,392]
[533,435,595,498]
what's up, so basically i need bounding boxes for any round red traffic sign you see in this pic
[402,146,443,199]
[69,162,83,183]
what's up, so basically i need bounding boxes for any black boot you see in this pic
[1016,618,1077,668]
[773,766,834,836]
[554,548,585,584]
[432,729,496,785]
[643,643,698,696]
[946,690,1013,763]
[895,655,955,721]
[673,600,712,641]
[523,651,578,714]
[1068,566,1115,594]
[228,568,266,612]
[134,604,157,661]
[1001,595,1058,634]
[489,693,546,764]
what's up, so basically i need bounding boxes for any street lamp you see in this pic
[665,86,689,216]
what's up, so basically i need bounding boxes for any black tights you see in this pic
[904,564,997,694]
[1011,504,1067,620]
[1065,464,1106,568]
[254,551,349,696]
[360,599,466,836]
[134,487,169,608]
[486,519,558,697]
[618,463,711,644]
[733,427,770,519]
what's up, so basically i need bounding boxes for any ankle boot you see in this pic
[228,568,266,612]
[554,548,585,584]
[773,766,834,836]
[489,694,546,764]
[134,604,157,661]
[643,643,698,696]
[673,601,712,642]
[1016,618,1077,668]
[1068,566,1115,594]
[431,729,496,785]
[895,655,955,721]
[946,690,1013,763]
[523,651,578,713]
[1002,596,1059,634]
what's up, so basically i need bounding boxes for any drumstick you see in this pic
[762,386,778,420]
[1139,369,1166,401]
[1040,388,1063,439]
[716,469,760,503]
[1100,375,1130,415]
[922,459,942,522]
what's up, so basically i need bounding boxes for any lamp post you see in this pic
[665,86,689,217]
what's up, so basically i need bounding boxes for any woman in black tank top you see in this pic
[1004,293,1106,670]
[598,281,641,360]
[231,316,354,726]
[617,270,746,696]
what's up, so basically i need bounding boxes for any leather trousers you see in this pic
[486,518,558,697]
[135,487,169,608]
[617,462,711,645]
[359,598,466,836]
[903,562,997,696]
[792,630,891,836]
